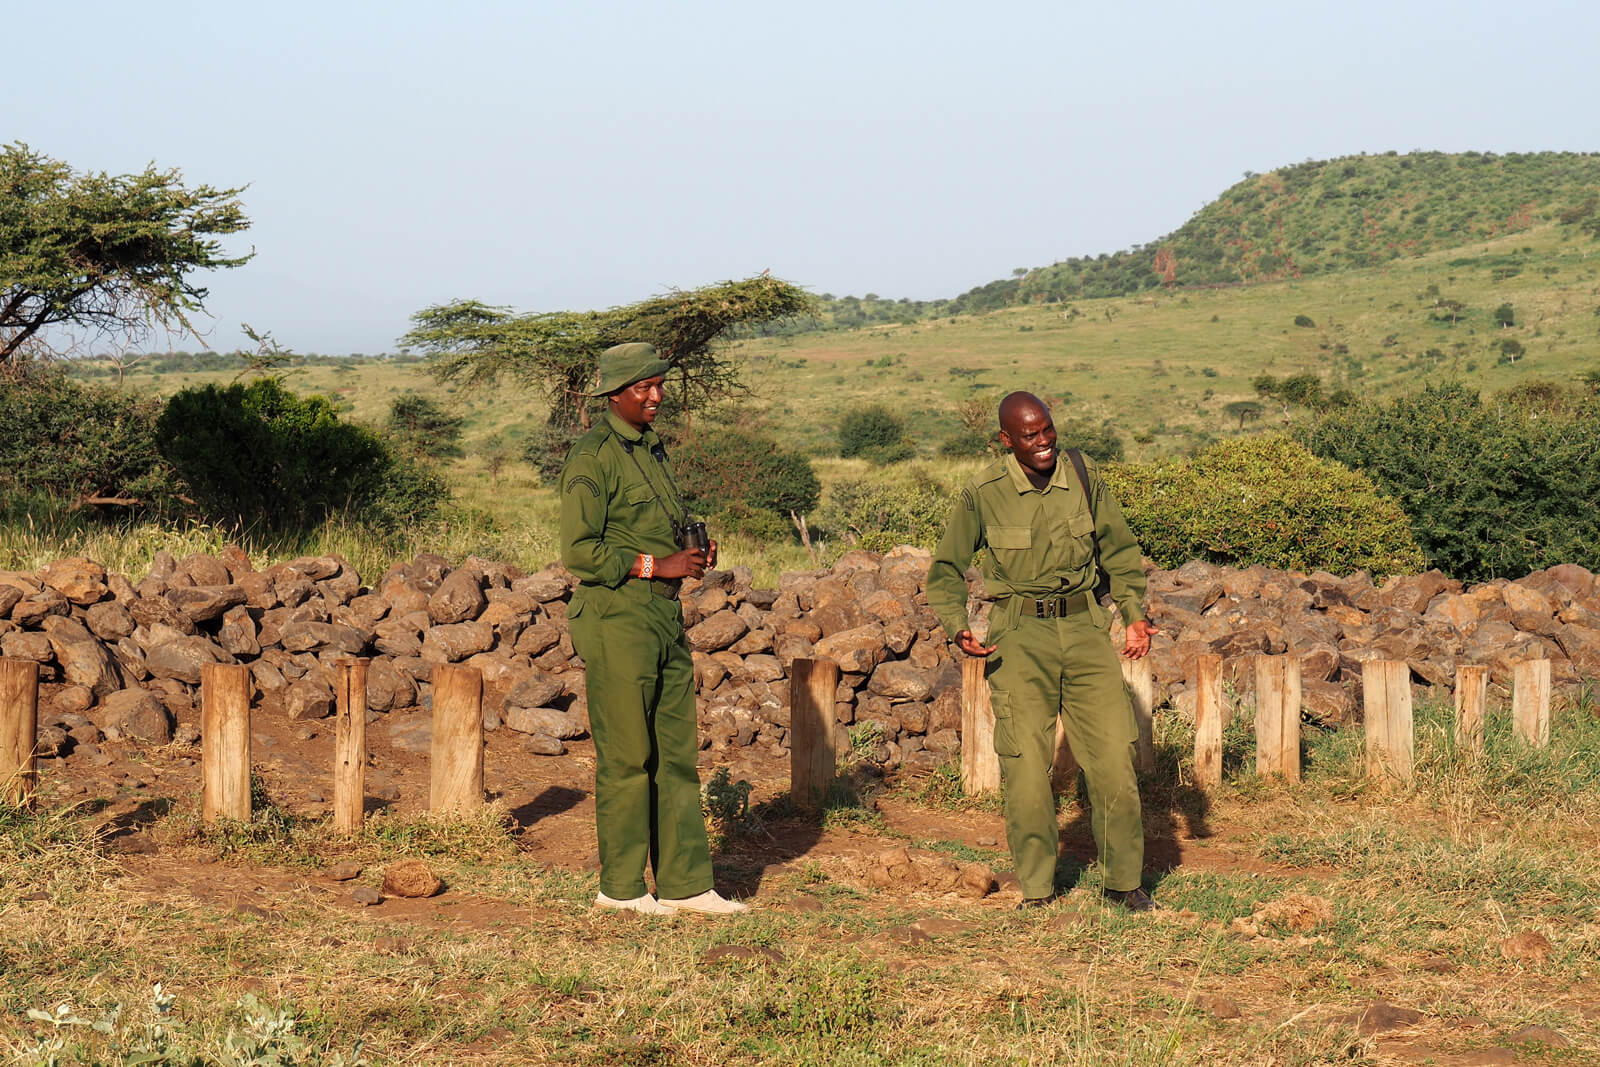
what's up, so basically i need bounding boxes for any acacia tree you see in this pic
[0,143,251,367]
[400,275,813,429]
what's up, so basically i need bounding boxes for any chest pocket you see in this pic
[987,526,1032,551]
[625,484,656,508]
[1064,508,1097,568]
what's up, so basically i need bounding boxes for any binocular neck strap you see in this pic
[614,427,690,534]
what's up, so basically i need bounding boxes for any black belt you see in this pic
[1023,592,1090,618]
[649,578,681,600]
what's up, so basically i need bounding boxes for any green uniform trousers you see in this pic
[569,588,713,901]
[986,608,1144,898]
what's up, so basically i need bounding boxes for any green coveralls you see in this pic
[559,410,714,902]
[927,452,1149,898]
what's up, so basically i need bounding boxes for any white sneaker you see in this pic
[659,889,748,915]
[594,892,677,916]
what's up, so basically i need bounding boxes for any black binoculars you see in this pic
[682,520,710,552]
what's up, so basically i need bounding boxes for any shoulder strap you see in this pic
[1064,448,1110,598]
[1064,447,1095,518]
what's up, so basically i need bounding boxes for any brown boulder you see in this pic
[279,620,370,655]
[421,621,494,663]
[868,661,934,702]
[41,558,109,605]
[284,678,334,721]
[504,706,585,739]
[1501,582,1554,618]
[365,659,416,712]
[51,637,124,698]
[427,570,486,625]
[813,624,888,674]
[166,585,248,624]
[97,688,173,743]
[145,635,230,684]
[687,610,749,653]
[506,670,564,710]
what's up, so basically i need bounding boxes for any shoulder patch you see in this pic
[565,475,600,499]
[961,487,975,511]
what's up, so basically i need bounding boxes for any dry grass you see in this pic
[4,691,1598,1064]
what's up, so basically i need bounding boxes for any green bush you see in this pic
[862,440,917,464]
[817,465,958,552]
[1296,382,1600,579]
[672,427,821,521]
[939,427,994,457]
[156,378,446,532]
[386,393,464,459]
[1293,314,1317,328]
[838,405,906,458]
[1056,415,1125,462]
[0,369,182,510]
[1102,436,1424,577]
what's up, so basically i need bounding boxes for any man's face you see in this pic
[999,402,1058,475]
[610,375,665,430]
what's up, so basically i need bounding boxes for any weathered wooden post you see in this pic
[960,656,1000,795]
[1454,664,1489,758]
[0,658,40,808]
[201,663,253,822]
[1362,660,1413,783]
[789,658,839,810]
[333,658,369,833]
[1193,654,1223,789]
[1122,655,1156,774]
[1512,658,1551,747]
[430,664,484,814]
[1254,654,1302,781]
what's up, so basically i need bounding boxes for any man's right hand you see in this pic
[955,629,997,657]
[651,548,709,580]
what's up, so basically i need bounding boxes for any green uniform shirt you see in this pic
[926,451,1147,642]
[559,410,687,587]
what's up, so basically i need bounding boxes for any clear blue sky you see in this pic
[9,0,1599,354]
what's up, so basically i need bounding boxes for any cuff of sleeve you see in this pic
[1120,605,1146,627]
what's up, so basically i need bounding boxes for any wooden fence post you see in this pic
[1512,659,1551,747]
[1193,654,1223,789]
[1254,654,1302,782]
[202,663,253,822]
[333,658,369,833]
[1362,660,1413,783]
[960,656,1000,795]
[1454,664,1489,758]
[0,658,40,808]
[789,658,839,810]
[430,665,484,815]
[1122,655,1156,774]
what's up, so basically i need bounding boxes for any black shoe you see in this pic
[1016,894,1058,911]
[1102,887,1159,912]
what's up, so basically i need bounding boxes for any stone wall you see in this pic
[3,547,1596,771]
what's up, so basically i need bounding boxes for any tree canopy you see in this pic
[399,275,813,427]
[0,143,252,365]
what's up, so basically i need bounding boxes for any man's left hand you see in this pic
[1120,619,1158,660]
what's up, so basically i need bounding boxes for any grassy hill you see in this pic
[809,150,1600,326]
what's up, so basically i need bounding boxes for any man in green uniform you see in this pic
[927,391,1160,911]
[559,341,746,916]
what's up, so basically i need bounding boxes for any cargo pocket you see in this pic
[989,690,1022,758]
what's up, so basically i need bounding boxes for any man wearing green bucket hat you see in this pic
[559,342,746,916]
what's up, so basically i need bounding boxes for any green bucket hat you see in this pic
[588,342,671,396]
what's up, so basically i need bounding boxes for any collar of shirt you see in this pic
[1002,451,1074,495]
[604,409,658,448]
